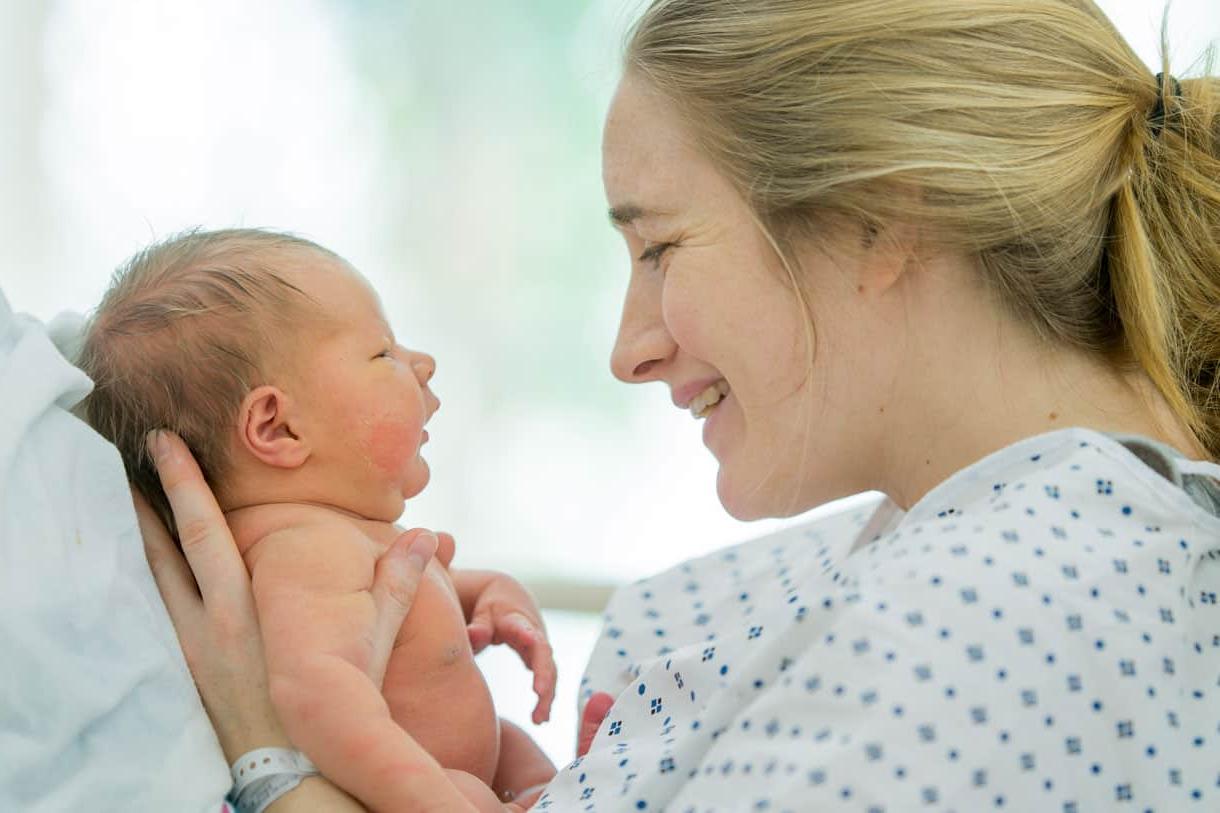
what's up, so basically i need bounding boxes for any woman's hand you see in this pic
[576,692,615,757]
[135,430,438,760]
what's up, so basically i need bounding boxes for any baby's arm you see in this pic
[493,719,556,807]
[252,521,475,813]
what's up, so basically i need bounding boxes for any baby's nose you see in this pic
[410,353,436,384]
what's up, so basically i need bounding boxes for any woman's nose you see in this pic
[610,273,675,383]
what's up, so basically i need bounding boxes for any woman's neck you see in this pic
[874,296,1205,511]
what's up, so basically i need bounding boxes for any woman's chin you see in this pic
[716,466,768,521]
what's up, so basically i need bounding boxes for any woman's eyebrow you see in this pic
[608,204,660,227]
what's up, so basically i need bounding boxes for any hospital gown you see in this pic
[539,428,1220,812]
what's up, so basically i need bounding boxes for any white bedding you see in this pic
[0,289,229,812]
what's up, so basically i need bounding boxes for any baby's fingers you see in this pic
[467,618,494,654]
[530,642,557,724]
[497,613,540,666]
[499,612,542,646]
[493,613,556,723]
[507,616,556,724]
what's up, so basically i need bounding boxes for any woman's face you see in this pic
[603,75,893,519]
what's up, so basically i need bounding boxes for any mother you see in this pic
[149,0,1220,809]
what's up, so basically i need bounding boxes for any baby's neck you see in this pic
[224,500,391,557]
[219,455,401,529]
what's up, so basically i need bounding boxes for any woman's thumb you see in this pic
[368,529,437,686]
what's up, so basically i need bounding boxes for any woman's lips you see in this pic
[673,376,726,410]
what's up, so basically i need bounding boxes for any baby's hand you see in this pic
[466,574,556,724]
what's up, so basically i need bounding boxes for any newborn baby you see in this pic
[78,228,556,811]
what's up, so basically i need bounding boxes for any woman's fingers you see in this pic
[576,692,615,757]
[132,489,203,627]
[368,529,437,686]
[146,430,247,610]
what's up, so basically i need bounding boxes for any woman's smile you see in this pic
[700,387,733,449]
[688,380,730,419]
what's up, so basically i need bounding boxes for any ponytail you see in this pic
[1110,61,1220,457]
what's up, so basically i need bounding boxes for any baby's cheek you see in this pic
[366,419,420,474]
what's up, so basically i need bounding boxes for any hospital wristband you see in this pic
[228,748,319,813]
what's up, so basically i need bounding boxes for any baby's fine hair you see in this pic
[78,228,336,537]
[627,0,1220,457]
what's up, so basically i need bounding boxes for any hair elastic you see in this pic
[1149,72,1182,137]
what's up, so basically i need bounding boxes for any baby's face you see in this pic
[290,262,440,521]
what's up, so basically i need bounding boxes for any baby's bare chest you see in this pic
[391,562,472,669]
[234,506,475,676]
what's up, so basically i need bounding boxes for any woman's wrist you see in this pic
[265,774,364,812]
[214,706,294,764]
[229,747,319,813]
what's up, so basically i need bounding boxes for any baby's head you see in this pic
[79,228,439,536]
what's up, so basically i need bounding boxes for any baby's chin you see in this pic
[360,458,429,522]
[403,456,430,495]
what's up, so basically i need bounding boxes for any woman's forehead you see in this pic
[602,76,706,215]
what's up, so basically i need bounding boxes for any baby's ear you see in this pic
[239,385,310,469]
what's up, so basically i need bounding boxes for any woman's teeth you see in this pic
[690,380,730,419]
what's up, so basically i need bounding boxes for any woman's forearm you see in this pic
[267,775,366,811]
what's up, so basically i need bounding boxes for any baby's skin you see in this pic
[227,507,554,809]
[209,259,555,810]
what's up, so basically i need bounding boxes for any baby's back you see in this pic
[230,504,500,784]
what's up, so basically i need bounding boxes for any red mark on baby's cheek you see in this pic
[367,420,418,474]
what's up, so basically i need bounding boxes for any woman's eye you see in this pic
[375,349,393,359]
[637,242,674,266]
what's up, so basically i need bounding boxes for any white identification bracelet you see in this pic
[229,748,319,813]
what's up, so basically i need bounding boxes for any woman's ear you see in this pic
[856,218,922,295]
[238,385,310,469]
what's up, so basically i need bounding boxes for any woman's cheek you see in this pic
[661,272,706,353]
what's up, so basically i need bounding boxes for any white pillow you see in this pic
[0,289,230,812]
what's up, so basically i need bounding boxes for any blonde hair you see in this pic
[626,0,1220,457]
[78,228,333,535]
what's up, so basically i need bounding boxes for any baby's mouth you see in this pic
[690,380,730,419]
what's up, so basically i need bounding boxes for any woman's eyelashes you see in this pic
[637,241,676,267]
